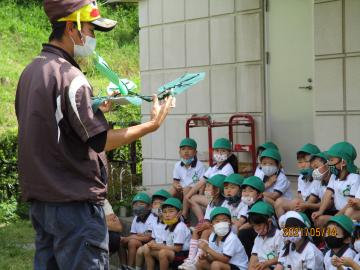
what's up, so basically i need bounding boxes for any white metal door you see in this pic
[265,0,315,175]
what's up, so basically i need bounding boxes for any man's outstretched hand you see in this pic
[150,94,173,131]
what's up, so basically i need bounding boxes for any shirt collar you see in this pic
[41,43,81,70]
[211,230,231,243]
[180,156,198,168]
[330,244,351,257]
[217,160,229,170]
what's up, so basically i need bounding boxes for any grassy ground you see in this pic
[0,0,140,135]
[0,220,35,270]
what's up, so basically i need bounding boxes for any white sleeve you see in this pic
[304,249,317,270]
[220,163,234,176]
[350,174,360,197]
[272,174,290,195]
[237,202,248,219]
[173,224,188,245]
[223,236,240,258]
[173,163,181,180]
[251,237,259,255]
[203,167,212,179]
[130,218,137,234]
[197,162,206,179]
[204,205,212,220]
[310,181,321,198]
[297,176,304,193]
[327,176,335,192]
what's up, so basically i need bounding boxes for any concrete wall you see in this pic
[314,0,360,164]
[139,0,265,191]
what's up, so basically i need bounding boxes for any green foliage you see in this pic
[0,198,18,224]
[0,1,142,223]
[0,220,35,269]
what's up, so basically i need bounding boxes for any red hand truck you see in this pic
[185,114,256,175]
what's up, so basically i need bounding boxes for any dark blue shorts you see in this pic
[30,201,108,270]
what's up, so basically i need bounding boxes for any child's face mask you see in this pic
[241,196,254,206]
[133,205,150,217]
[213,221,230,236]
[261,165,278,176]
[151,207,162,216]
[312,165,328,181]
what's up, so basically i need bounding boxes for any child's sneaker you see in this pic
[178,258,195,269]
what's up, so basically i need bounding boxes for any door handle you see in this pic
[298,85,312,90]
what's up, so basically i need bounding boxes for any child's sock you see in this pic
[187,239,199,260]
[193,247,204,262]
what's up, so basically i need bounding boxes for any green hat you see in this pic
[224,173,244,186]
[161,197,183,210]
[213,138,232,150]
[297,143,320,156]
[207,174,226,190]
[132,192,151,205]
[241,176,265,193]
[152,189,171,200]
[260,148,281,163]
[310,151,329,162]
[258,141,279,151]
[248,201,274,217]
[210,206,231,221]
[326,142,358,173]
[327,215,354,235]
[179,138,197,149]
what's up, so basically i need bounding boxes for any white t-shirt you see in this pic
[298,175,316,201]
[264,172,293,199]
[102,199,114,215]
[204,199,225,221]
[324,245,356,270]
[130,213,157,234]
[278,240,324,270]
[310,180,328,201]
[164,221,191,251]
[327,173,360,210]
[222,200,247,221]
[208,231,248,270]
[173,159,206,187]
[151,218,167,244]
[255,166,265,179]
[203,162,234,180]
[252,227,284,263]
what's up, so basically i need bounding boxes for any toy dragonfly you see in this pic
[91,53,205,112]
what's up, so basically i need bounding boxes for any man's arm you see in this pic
[104,95,172,151]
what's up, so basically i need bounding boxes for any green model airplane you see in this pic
[91,53,206,112]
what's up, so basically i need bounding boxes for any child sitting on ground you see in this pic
[196,207,248,270]
[222,173,247,232]
[255,141,280,179]
[258,148,292,206]
[186,138,238,222]
[135,189,171,270]
[170,138,206,222]
[275,211,324,270]
[143,198,191,270]
[323,215,356,270]
[120,192,153,268]
[179,174,226,269]
[312,142,360,228]
[248,201,284,270]
[274,143,320,217]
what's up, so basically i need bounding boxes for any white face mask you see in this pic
[213,153,228,163]
[204,190,213,201]
[241,196,254,206]
[213,222,230,236]
[261,165,278,176]
[354,240,360,253]
[284,235,302,243]
[71,33,96,58]
[312,166,328,181]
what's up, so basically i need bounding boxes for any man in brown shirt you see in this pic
[15,1,172,269]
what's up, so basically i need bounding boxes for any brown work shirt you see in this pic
[15,44,109,203]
